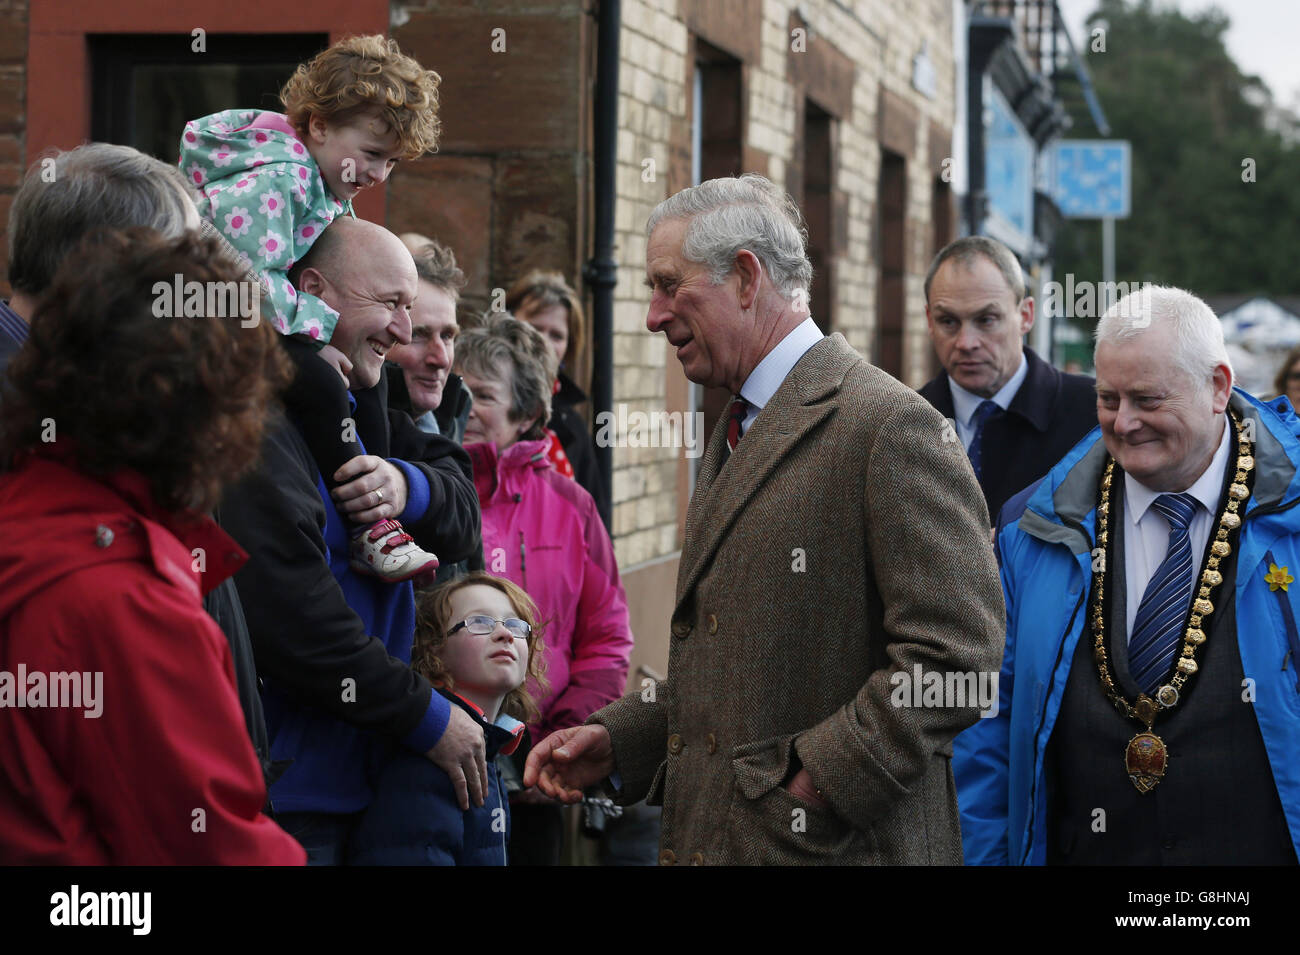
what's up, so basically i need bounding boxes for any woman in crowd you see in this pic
[0,227,304,864]
[505,271,611,529]
[454,313,633,864]
[1272,344,1300,411]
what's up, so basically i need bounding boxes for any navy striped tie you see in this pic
[1129,493,1200,695]
[967,399,1001,481]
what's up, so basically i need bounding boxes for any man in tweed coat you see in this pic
[525,174,1005,864]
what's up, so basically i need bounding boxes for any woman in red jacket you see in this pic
[455,313,633,864]
[0,227,305,864]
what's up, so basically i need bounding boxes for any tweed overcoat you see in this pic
[591,333,1006,865]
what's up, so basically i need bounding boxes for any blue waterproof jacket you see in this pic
[954,388,1300,864]
[348,691,525,866]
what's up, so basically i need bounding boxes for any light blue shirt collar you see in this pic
[736,318,824,435]
[413,410,440,435]
[950,352,1029,429]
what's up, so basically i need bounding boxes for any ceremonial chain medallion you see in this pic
[1090,411,1255,793]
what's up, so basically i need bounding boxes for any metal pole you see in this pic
[1102,215,1115,287]
[583,0,620,531]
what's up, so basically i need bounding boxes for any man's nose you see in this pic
[954,323,981,351]
[1113,400,1141,434]
[390,309,412,345]
[426,337,450,370]
[646,295,669,333]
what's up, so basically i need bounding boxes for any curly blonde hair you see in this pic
[280,34,441,159]
[412,573,550,725]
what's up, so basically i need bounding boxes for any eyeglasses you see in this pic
[447,615,532,640]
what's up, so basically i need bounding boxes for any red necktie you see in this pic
[727,396,749,452]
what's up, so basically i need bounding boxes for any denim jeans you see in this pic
[274,811,361,866]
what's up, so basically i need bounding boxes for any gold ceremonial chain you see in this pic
[1090,411,1255,793]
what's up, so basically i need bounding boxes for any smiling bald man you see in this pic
[219,217,487,864]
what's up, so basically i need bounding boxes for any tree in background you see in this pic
[1053,0,1300,305]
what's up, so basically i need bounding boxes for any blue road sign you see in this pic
[1048,140,1131,219]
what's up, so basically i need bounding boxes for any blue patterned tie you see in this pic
[966,399,1001,480]
[1129,493,1200,695]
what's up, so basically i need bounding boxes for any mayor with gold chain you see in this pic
[955,285,1300,866]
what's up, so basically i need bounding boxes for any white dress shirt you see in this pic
[1122,416,1232,640]
[735,317,824,439]
[949,353,1029,451]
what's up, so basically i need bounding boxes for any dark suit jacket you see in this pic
[918,346,1098,524]
[592,333,1005,864]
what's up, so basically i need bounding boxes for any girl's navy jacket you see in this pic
[348,691,525,866]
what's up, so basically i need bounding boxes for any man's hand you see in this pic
[523,725,615,804]
[783,767,831,810]
[332,456,408,524]
[424,706,488,810]
[317,344,353,386]
[509,786,560,806]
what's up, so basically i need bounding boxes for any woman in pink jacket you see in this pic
[455,313,633,864]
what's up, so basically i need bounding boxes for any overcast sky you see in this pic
[1055,0,1300,106]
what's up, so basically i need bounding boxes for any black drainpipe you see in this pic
[583,0,620,530]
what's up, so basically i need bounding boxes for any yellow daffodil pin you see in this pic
[1265,563,1294,592]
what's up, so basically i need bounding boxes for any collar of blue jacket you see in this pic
[439,688,526,757]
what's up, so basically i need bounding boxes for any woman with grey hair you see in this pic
[455,313,633,865]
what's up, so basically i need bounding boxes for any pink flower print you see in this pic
[258,191,284,218]
[283,279,297,300]
[258,231,286,262]
[185,163,205,186]
[223,207,252,238]
[249,151,272,168]
[302,318,324,340]
[296,167,310,182]
[275,314,289,333]
[229,176,257,197]
[295,222,320,244]
[183,128,197,145]
[289,140,306,157]
[252,131,270,145]
[210,145,234,168]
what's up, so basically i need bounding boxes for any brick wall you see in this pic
[0,0,27,294]
[611,0,956,573]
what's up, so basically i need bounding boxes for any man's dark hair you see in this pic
[924,235,1027,305]
[0,227,293,514]
[7,144,194,296]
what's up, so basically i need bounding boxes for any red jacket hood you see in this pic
[0,448,247,621]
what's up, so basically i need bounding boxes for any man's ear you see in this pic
[296,266,329,300]
[1018,295,1036,336]
[734,249,763,310]
[1210,362,1233,413]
